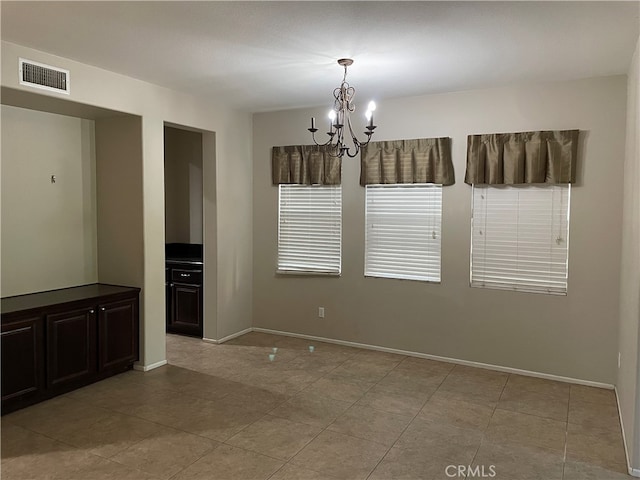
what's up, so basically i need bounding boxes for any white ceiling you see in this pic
[1,1,638,112]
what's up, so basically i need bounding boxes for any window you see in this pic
[365,184,442,282]
[471,184,570,294]
[277,184,342,274]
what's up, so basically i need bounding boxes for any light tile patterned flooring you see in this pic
[1,332,629,479]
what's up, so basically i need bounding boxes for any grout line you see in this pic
[363,358,446,479]
[463,372,511,479]
[561,386,572,480]
[250,341,362,477]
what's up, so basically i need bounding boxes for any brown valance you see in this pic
[464,130,579,185]
[271,145,341,185]
[360,137,454,186]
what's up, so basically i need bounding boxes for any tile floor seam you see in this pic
[108,439,219,479]
[221,414,322,464]
[494,390,572,423]
[288,428,390,480]
[2,413,110,453]
[282,356,423,480]
[467,371,511,475]
[363,371,435,480]
[2,421,135,474]
[280,398,367,477]
[221,441,290,465]
[223,349,364,478]
[163,441,222,480]
[70,395,232,447]
[462,372,510,478]
[271,460,334,480]
[274,353,396,479]
[561,387,570,478]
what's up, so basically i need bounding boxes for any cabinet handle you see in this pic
[170,283,174,287]
[180,273,190,277]
[89,309,95,314]
[100,307,105,311]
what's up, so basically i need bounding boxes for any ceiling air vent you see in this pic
[19,58,70,95]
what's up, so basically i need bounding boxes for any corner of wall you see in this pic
[617,33,640,472]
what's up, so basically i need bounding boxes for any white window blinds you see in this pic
[365,184,442,282]
[278,185,342,275]
[471,185,570,295]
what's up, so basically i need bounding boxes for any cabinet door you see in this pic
[1,316,44,404]
[169,284,202,336]
[46,308,97,389]
[98,298,138,372]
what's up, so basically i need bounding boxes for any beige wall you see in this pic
[164,126,203,244]
[95,115,144,288]
[1,105,97,297]
[1,41,253,366]
[617,36,640,472]
[253,76,627,384]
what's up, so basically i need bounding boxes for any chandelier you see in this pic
[308,58,377,158]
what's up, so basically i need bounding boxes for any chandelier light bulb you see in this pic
[328,110,337,121]
[368,101,377,112]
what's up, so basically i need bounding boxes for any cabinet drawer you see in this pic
[171,269,202,285]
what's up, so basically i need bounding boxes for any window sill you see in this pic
[365,274,441,284]
[470,283,567,296]
[276,270,341,277]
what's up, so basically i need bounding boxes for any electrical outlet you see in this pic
[318,307,325,318]
[618,352,621,369]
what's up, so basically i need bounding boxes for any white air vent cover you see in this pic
[19,58,70,94]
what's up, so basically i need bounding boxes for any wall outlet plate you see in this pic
[318,307,325,318]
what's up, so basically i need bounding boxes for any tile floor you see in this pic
[1,332,629,479]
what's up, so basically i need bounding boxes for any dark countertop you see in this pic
[166,258,203,266]
[1,283,140,316]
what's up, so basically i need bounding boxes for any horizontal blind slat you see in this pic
[365,184,442,283]
[278,185,342,274]
[471,184,570,294]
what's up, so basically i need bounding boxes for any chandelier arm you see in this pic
[309,130,335,148]
[344,146,360,158]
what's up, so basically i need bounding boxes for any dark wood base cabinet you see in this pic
[166,262,203,337]
[1,284,140,414]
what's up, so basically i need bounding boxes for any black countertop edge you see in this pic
[1,283,140,316]
[166,259,204,266]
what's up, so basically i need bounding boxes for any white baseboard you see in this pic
[202,327,253,345]
[252,327,614,389]
[616,387,639,477]
[133,359,167,372]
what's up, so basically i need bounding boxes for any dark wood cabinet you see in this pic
[1,284,140,414]
[46,307,96,389]
[98,298,138,372]
[171,284,201,331]
[1,316,44,406]
[166,262,203,337]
